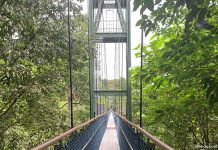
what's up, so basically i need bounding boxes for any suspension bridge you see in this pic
[32,0,174,149]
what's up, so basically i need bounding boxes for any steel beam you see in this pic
[88,0,95,119]
[96,32,127,43]
[94,90,127,96]
[93,0,127,8]
[126,0,132,121]
[116,0,126,31]
[94,0,104,32]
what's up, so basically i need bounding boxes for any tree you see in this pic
[131,0,218,149]
[0,0,90,149]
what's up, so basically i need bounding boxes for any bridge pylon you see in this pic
[88,0,132,120]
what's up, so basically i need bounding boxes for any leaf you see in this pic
[0,59,5,65]
[142,15,148,20]
[133,0,142,11]
[209,95,218,107]
[155,0,161,5]
[136,19,145,26]
[133,44,141,50]
[206,82,216,98]
[162,51,173,58]
[213,103,218,116]
[135,52,141,57]
[144,0,154,11]
[140,5,147,14]
[197,8,207,21]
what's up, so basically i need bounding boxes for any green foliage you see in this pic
[132,0,218,148]
[134,0,217,35]
[0,0,90,149]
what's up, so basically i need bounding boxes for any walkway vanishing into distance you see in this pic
[32,111,174,150]
[31,0,174,149]
[99,112,120,150]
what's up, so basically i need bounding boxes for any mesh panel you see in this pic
[114,114,156,150]
[62,113,109,150]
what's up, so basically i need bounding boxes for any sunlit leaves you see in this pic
[133,0,217,36]
[131,21,218,148]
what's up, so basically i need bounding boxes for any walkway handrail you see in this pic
[116,113,174,150]
[31,114,105,150]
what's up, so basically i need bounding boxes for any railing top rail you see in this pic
[31,114,105,150]
[116,113,174,150]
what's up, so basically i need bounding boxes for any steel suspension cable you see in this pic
[114,42,117,111]
[140,29,144,127]
[99,43,101,115]
[100,43,103,114]
[104,43,108,113]
[121,42,124,116]
[95,44,99,116]
[118,35,121,114]
[67,0,73,128]
[102,7,105,113]
[120,0,124,116]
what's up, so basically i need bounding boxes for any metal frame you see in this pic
[94,0,104,32]
[94,90,127,96]
[116,0,126,31]
[88,0,132,120]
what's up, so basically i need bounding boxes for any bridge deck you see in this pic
[99,112,120,150]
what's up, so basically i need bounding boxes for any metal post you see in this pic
[126,0,132,121]
[67,0,73,128]
[140,29,143,127]
[88,0,95,119]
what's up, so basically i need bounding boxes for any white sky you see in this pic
[80,1,151,79]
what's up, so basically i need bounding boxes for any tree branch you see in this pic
[0,90,25,117]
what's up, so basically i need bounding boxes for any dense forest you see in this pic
[0,0,217,149]
[131,0,218,149]
[0,0,91,149]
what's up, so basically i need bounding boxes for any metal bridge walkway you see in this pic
[32,112,174,150]
[99,112,120,150]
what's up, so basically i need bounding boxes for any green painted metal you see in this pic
[96,32,127,43]
[88,0,95,119]
[116,0,126,31]
[126,0,132,121]
[94,0,104,32]
[88,0,132,120]
[94,90,127,96]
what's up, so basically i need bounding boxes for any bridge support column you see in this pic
[88,0,132,120]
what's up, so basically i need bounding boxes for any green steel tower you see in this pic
[88,0,132,120]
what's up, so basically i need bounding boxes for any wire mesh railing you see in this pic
[114,113,174,150]
[63,114,108,150]
[31,113,109,150]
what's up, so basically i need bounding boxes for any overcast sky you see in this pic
[80,1,151,79]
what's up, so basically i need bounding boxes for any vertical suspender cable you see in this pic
[121,42,123,116]
[139,29,144,127]
[104,44,107,113]
[120,0,124,116]
[118,35,121,114]
[88,36,91,119]
[100,43,103,114]
[96,45,98,116]
[67,0,73,128]
[114,43,116,112]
